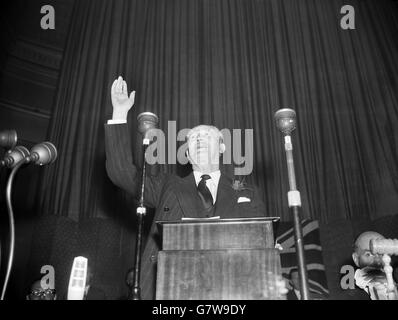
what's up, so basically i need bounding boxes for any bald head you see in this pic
[186,125,224,143]
[354,231,385,252]
[30,280,43,292]
[353,231,385,268]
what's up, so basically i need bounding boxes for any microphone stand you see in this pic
[275,109,310,300]
[282,134,310,300]
[129,139,149,300]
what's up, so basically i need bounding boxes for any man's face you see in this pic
[187,126,223,168]
[355,248,383,268]
[353,232,385,268]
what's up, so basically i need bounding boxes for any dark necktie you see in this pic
[197,174,214,212]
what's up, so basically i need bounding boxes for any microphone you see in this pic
[274,108,296,135]
[274,108,310,299]
[0,146,30,168]
[130,112,158,300]
[137,112,158,145]
[0,130,17,150]
[67,256,88,300]
[370,239,398,256]
[370,239,398,297]
[0,141,57,300]
[26,142,57,166]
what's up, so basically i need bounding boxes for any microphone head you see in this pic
[30,142,58,166]
[2,146,30,168]
[0,130,17,149]
[370,238,398,256]
[137,112,159,139]
[274,108,297,135]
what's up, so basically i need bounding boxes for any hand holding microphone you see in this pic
[370,238,398,299]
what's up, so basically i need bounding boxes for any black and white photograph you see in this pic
[0,0,397,306]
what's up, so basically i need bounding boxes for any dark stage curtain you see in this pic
[38,0,398,223]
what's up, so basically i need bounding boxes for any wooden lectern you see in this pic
[156,217,284,300]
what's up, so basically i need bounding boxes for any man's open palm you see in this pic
[111,76,135,115]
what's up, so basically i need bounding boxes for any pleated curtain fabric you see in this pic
[37,0,398,223]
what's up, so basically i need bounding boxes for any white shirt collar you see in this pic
[193,170,221,186]
[193,170,221,203]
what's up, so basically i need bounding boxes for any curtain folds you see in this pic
[38,0,398,223]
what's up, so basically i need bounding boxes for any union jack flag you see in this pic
[276,219,329,298]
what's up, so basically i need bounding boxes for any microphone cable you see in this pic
[0,160,25,300]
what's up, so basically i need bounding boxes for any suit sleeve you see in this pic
[104,123,165,208]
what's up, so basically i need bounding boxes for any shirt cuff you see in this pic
[107,119,127,124]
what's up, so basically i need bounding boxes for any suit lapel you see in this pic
[214,174,236,218]
[175,172,203,218]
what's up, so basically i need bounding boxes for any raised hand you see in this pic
[111,76,136,121]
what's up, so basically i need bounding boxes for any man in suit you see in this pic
[286,268,327,300]
[105,76,269,300]
[352,231,398,300]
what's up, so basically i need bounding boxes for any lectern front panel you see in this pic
[156,249,283,300]
[155,218,283,300]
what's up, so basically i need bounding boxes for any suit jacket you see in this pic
[105,123,267,299]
